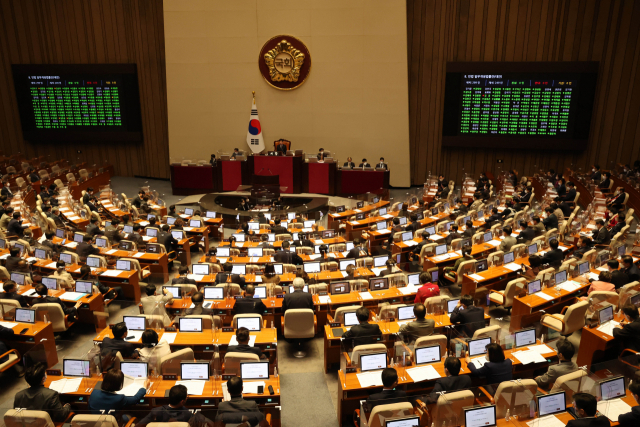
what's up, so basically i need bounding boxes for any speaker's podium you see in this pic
[237,171,287,205]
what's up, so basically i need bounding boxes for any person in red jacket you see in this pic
[414,271,440,303]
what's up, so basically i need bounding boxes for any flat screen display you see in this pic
[415,345,440,365]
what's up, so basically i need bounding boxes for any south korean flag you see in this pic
[246,96,265,153]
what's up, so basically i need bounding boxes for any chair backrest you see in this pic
[0,299,21,311]
[159,348,195,374]
[455,260,476,284]
[4,410,54,427]
[588,291,618,307]
[284,309,315,339]
[472,324,501,341]
[215,283,241,296]
[122,257,143,279]
[415,334,447,356]
[71,414,119,427]
[550,369,588,404]
[32,303,67,332]
[351,343,387,367]
[368,402,414,427]
[561,300,589,334]
[143,314,166,328]
[503,278,527,308]
[379,304,407,320]
[433,390,475,425]
[493,379,538,418]
[224,351,260,375]
[184,314,221,329]
[232,313,263,328]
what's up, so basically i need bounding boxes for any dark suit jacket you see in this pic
[591,170,602,181]
[0,291,28,307]
[216,396,261,418]
[449,305,485,337]
[367,389,407,408]
[137,405,199,427]
[593,226,611,245]
[566,416,611,427]
[1,187,13,198]
[89,388,146,412]
[283,290,314,312]
[343,162,355,168]
[445,231,462,246]
[7,219,25,236]
[613,318,640,352]
[271,225,289,235]
[86,223,104,237]
[171,276,197,285]
[541,248,564,268]
[623,264,640,282]
[215,273,247,288]
[105,225,124,243]
[342,322,382,346]
[358,163,371,168]
[14,386,70,421]
[468,359,513,384]
[128,232,144,246]
[276,143,287,155]
[562,188,577,202]
[234,296,267,315]
[429,375,473,402]
[462,227,475,239]
[227,344,263,358]
[611,270,629,289]
[158,231,178,252]
[543,213,558,230]
[101,336,139,358]
[274,250,303,265]
[184,304,214,315]
[518,227,536,243]
[618,405,640,427]
[375,162,388,170]
[347,246,368,259]
[77,242,100,259]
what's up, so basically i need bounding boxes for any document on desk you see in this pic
[403,240,419,247]
[48,377,83,394]
[527,344,554,355]
[22,289,37,297]
[596,267,608,272]
[142,236,153,242]
[228,335,257,347]
[253,275,262,282]
[382,214,394,219]
[512,350,547,365]
[432,254,451,262]
[406,365,441,383]
[486,240,501,247]
[597,320,620,337]
[558,245,569,251]
[370,267,386,275]
[558,281,582,293]
[65,242,78,248]
[376,229,391,234]
[101,269,124,277]
[59,292,85,301]
[67,216,80,221]
[175,380,206,396]
[105,249,118,255]
[217,257,228,264]
[398,286,417,295]
[139,221,150,226]
[117,376,146,396]
[533,291,555,301]
[359,292,373,300]
[586,272,600,281]
[133,252,145,258]
[356,370,384,388]
[340,271,349,278]
[307,254,322,260]
[504,262,522,272]
[349,221,359,225]
[242,381,266,394]
[597,398,632,422]
[0,321,18,329]
[469,356,488,369]
[183,227,193,231]
[162,333,177,344]
[429,234,444,241]
[0,254,9,260]
[468,273,485,282]
[125,330,144,342]
[526,415,566,427]
[187,274,205,281]
[317,295,331,304]
[314,239,324,245]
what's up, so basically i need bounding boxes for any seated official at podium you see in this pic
[235,285,267,315]
[375,157,388,170]
[359,159,371,168]
[317,148,327,161]
[231,148,241,158]
[276,140,287,155]
[343,157,355,168]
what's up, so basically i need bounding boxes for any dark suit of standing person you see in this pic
[14,363,70,422]
[449,294,485,337]
[342,306,382,346]
[215,377,264,425]
[283,278,313,312]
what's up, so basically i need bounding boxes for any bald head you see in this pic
[245,284,255,296]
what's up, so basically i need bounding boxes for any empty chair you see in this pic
[414,334,447,356]
[4,410,55,427]
[365,402,414,427]
[541,300,589,336]
[431,390,475,426]
[491,379,538,418]
[488,278,526,313]
[159,348,195,374]
[283,309,316,358]
[224,352,260,375]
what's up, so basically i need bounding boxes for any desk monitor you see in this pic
[63,359,91,377]
[344,311,359,326]
[631,292,640,308]
[416,212,424,220]
[444,221,454,231]
[15,308,35,324]
[87,256,101,268]
[287,212,296,220]
[232,233,245,242]
[431,207,439,215]
[247,247,263,257]
[401,231,413,242]
[447,299,459,313]
[123,315,146,331]
[598,305,614,325]
[527,279,541,294]
[267,233,275,242]
[217,247,230,257]
[206,211,216,218]
[374,255,389,268]
[166,217,177,225]
[273,263,283,275]
[123,225,133,234]
[379,207,388,216]
[599,376,625,401]
[184,208,194,216]
[303,261,321,273]
[120,362,148,378]
[528,243,538,255]
[415,345,441,365]
[357,201,364,209]
[376,221,387,230]
[240,361,269,380]
[336,206,345,213]
[323,230,335,239]
[464,405,497,427]
[356,213,365,220]
[340,258,356,271]
[10,272,26,285]
[288,284,308,294]
[253,286,266,299]
[425,226,436,235]
[304,220,315,228]
[56,228,65,238]
[468,337,492,357]
[180,362,209,380]
[577,261,590,276]
[330,282,349,295]
[231,264,246,275]
[537,391,566,417]
[398,217,408,226]
[373,197,380,203]
[163,286,181,299]
[432,270,439,282]
[116,259,132,271]
[554,270,567,285]
[80,211,87,219]
[148,214,156,220]
[76,281,93,294]
[0,238,5,250]
[179,317,202,332]
[42,277,58,291]
[120,241,133,251]
[192,264,210,276]
[146,228,158,237]
[236,316,261,331]
[314,245,321,254]
[263,213,271,220]
[346,241,354,251]
[370,277,389,291]
[435,244,447,256]
[203,287,224,300]
[248,222,259,231]
[475,259,488,273]
[360,352,388,372]
[477,210,484,220]
[72,233,83,243]
[13,243,25,255]
[397,203,404,210]
[411,197,418,205]
[503,251,515,264]
[407,273,419,286]
[618,245,626,257]
[397,306,415,321]
[460,238,471,248]
[385,416,420,427]
[515,328,537,348]
[189,220,202,228]
[480,231,491,243]
[34,248,47,260]
[171,231,185,240]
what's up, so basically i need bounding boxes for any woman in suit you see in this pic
[89,369,148,412]
[260,263,281,294]
[466,343,512,389]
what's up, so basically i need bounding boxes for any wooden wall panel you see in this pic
[408,0,640,185]
[0,0,169,179]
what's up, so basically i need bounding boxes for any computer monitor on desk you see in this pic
[514,328,536,348]
[180,362,209,380]
[343,311,359,327]
[240,361,269,380]
[537,391,566,417]
[598,305,614,325]
[464,406,497,427]
[370,278,389,291]
[203,287,224,300]
[527,279,541,295]
[385,416,420,427]
[415,345,441,365]
[330,282,349,295]
[554,270,567,285]
[599,376,625,401]
[359,352,387,372]
[468,337,491,357]
[373,255,389,268]
[217,247,230,257]
[236,316,261,331]
[503,251,515,264]
[435,244,447,256]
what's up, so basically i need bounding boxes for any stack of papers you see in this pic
[133,252,145,258]
[139,221,150,226]
[429,234,444,241]
[512,350,547,364]
[60,292,86,301]
[468,273,485,281]
[48,377,83,394]
[65,242,78,248]
[242,381,266,394]
[117,376,147,396]
[253,276,263,282]
[406,365,441,382]
[105,249,118,254]
[317,295,331,304]
[527,344,553,354]
[558,282,582,293]
[432,254,451,261]
[176,380,206,396]
[187,274,205,281]
[382,214,393,219]
[597,321,620,337]
[597,399,632,422]
[307,254,322,260]
[533,291,555,301]
[526,415,568,427]
[162,333,177,344]
[22,289,37,297]
[101,270,123,277]
[340,271,349,278]
[403,240,419,247]
[359,292,373,300]
[586,272,600,281]
[370,267,386,275]
[504,262,522,271]
[142,236,153,242]
[229,335,257,346]
[398,286,417,295]
[469,356,487,369]
[315,239,324,244]
[486,240,501,247]
[356,371,384,387]
[124,330,144,342]
[377,229,391,234]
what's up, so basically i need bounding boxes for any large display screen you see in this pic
[442,62,598,150]
[11,64,143,142]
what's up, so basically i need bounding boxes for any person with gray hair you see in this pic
[283,277,313,313]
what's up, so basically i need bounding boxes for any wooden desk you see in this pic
[337,169,390,196]
[17,285,105,324]
[3,320,57,368]
[327,200,390,230]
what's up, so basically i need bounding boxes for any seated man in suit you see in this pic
[0,280,28,307]
[571,236,593,260]
[358,158,371,169]
[343,157,355,168]
[535,338,578,389]
[102,322,140,360]
[231,148,241,158]
[274,241,303,265]
[137,384,211,427]
[34,283,81,321]
[342,306,382,345]
[347,237,369,259]
[127,224,144,247]
[590,165,602,182]
[561,181,577,202]
[317,148,327,161]
[215,262,248,288]
[619,382,640,426]
[185,292,214,315]
[591,219,610,245]
[542,207,558,230]
[445,224,462,246]
[7,211,28,237]
[605,259,629,289]
[215,377,264,426]
[499,226,516,252]
[140,284,174,326]
[283,278,313,313]
[235,284,267,315]
[428,357,472,403]
[86,217,104,237]
[485,208,502,225]
[532,216,546,235]
[399,303,434,343]
[171,266,197,285]
[226,327,265,359]
[613,304,640,352]
[276,140,287,155]
[76,234,100,261]
[449,294,485,337]
[376,157,388,170]
[567,393,610,427]
[540,238,564,268]
[270,218,289,235]
[517,220,535,244]
[13,362,71,422]
[366,368,407,409]
[462,220,476,239]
